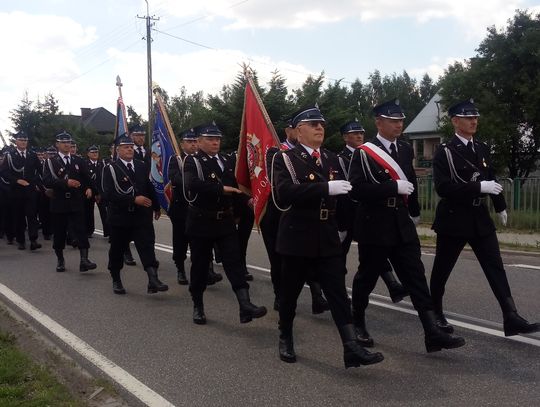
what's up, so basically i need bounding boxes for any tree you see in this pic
[438,10,540,178]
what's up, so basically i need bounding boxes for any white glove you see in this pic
[497,210,508,226]
[328,180,352,196]
[410,216,420,226]
[396,180,414,195]
[480,180,503,195]
[338,230,347,243]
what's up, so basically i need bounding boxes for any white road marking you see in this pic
[96,229,540,348]
[506,264,540,270]
[0,284,176,407]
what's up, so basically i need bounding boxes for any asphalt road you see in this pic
[1,216,539,407]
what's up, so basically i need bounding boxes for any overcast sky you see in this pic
[1,0,539,139]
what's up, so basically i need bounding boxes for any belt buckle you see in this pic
[387,197,396,207]
[472,198,481,206]
[65,192,71,198]
[216,211,224,220]
[320,209,329,220]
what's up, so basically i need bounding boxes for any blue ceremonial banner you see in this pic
[114,96,129,142]
[150,100,175,211]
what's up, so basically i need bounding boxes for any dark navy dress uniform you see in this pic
[272,106,383,367]
[183,123,266,325]
[102,135,167,295]
[42,131,96,272]
[349,99,465,352]
[167,130,194,284]
[84,146,108,237]
[430,99,540,336]
[1,132,42,249]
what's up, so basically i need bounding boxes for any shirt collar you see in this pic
[376,134,397,152]
[346,145,356,153]
[59,153,70,160]
[120,158,134,167]
[300,143,319,156]
[455,133,473,146]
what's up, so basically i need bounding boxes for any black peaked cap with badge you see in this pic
[448,98,480,117]
[373,98,406,119]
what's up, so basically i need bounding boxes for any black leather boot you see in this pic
[309,282,330,314]
[110,270,126,295]
[79,248,97,272]
[419,311,466,353]
[235,288,267,323]
[145,267,168,293]
[55,249,65,272]
[176,263,188,285]
[207,263,223,285]
[338,324,384,368]
[501,297,540,336]
[30,240,42,250]
[193,298,207,325]
[381,271,409,303]
[433,298,454,333]
[279,328,296,363]
[352,310,374,347]
[123,246,136,266]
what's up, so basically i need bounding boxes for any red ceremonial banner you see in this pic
[236,79,280,227]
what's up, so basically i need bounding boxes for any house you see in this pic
[60,107,116,135]
[403,92,444,174]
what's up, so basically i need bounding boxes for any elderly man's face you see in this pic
[296,120,325,149]
[116,144,134,161]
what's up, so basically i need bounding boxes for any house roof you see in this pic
[82,107,115,133]
[404,92,443,135]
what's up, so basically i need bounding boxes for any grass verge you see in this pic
[0,329,82,406]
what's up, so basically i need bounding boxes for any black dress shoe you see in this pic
[503,312,540,336]
[343,341,384,368]
[279,335,296,363]
[273,297,280,311]
[124,254,136,266]
[193,305,206,325]
[176,269,188,285]
[30,241,42,250]
[56,259,66,272]
[113,281,126,295]
[7,239,14,245]
[312,295,330,314]
[17,243,26,250]
[245,272,254,281]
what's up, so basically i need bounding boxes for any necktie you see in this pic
[467,141,475,154]
[126,162,135,176]
[137,147,143,156]
[312,150,321,166]
[65,156,70,166]
[389,143,398,161]
[21,152,26,159]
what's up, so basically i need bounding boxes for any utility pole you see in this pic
[137,0,159,149]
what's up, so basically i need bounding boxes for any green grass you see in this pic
[0,331,82,407]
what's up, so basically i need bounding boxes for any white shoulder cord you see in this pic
[108,164,134,195]
[45,158,65,181]
[7,153,24,174]
[338,156,348,180]
[444,147,467,183]
[270,151,292,212]
[181,155,202,203]
[359,149,380,184]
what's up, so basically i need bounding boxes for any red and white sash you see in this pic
[358,142,408,182]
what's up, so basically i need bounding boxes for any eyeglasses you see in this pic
[299,121,326,129]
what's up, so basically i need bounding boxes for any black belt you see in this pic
[189,205,233,220]
[377,197,405,208]
[293,208,336,220]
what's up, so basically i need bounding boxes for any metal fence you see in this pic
[417,177,540,231]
